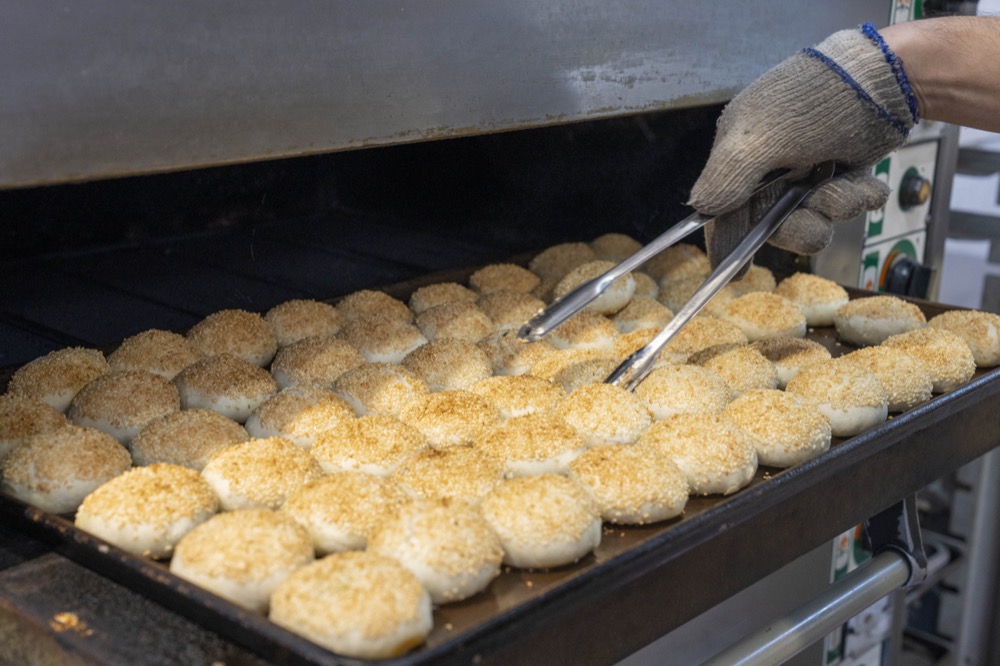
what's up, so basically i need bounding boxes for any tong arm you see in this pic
[517,212,708,342]
[606,161,838,391]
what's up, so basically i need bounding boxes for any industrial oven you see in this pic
[2,2,999,665]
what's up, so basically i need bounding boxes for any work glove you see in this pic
[688,23,920,270]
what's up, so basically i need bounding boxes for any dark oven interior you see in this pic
[0,105,733,370]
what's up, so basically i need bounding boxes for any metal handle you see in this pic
[517,212,708,342]
[605,161,837,391]
[703,550,910,666]
[517,170,790,343]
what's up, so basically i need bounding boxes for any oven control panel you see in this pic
[812,130,949,301]
[859,139,939,295]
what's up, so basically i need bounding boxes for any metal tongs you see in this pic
[517,161,839,391]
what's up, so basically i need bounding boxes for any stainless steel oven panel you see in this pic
[0,1,886,189]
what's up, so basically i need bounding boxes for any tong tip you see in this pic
[516,323,545,342]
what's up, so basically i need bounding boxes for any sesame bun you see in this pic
[612,329,660,364]
[335,315,428,365]
[552,357,621,393]
[67,371,180,444]
[554,261,636,316]
[130,409,249,470]
[270,336,365,389]
[393,446,504,504]
[720,292,807,341]
[1,425,131,514]
[612,295,673,334]
[108,329,202,380]
[368,499,504,604]
[527,347,616,383]
[631,271,660,299]
[843,346,934,412]
[634,364,733,419]
[311,415,428,476]
[555,383,652,446]
[6,347,109,413]
[639,414,758,496]
[547,311,618,351]
[834,295,926,346]
[0,394,67,463]
[568,444,689,524]
[688,343,779,396]
[478,412,588,478]
[659,317,748,364]
[468,375,566,419]
[881,327,976,393]
[641,243,709,283]
[479,474,601,570]
[408,282,478,315]
[773,273,849,327]
[528,243,597,284]
[785,358,888,437]
[281,472,407,553]
[170,509,314,613]
[723,389,832,468]
[75,464,218,559]
[531,279,560,304]
[401,338,492,391]
[173,354,277,423]
[657,275,736,319]
[416,301,493,344]
[729,264,777,296]
[478,331,558,377]
[336,289,413,324]
[476,290,546,332]
[268,551,432,659]
[469,263,541,295]
[332,363,429,417]
[187,309,278,367]
[397,391,499,448]
[200,437,324,511]
[244,385,356,449]
[265,299,344,347]
[749,337,832,388]
[590,233,643,262]
[927,310,1000,368]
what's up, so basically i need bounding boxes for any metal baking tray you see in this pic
[3,285,1000,666]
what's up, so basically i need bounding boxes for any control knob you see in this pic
[898,167,932,210]
[882,252,933,299]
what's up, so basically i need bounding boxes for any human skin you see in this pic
[881,16,1000,132]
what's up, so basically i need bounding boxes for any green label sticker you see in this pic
[866,158,891,238]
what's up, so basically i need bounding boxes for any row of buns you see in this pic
[3,233,1000,659]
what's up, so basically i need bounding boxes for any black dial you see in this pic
[898,167,932,210]
[883,252,933,299]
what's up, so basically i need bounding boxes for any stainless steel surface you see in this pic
[954,448,1000,664]
[517,211,708,341]
[618,544,831,666]
[925,125,961,300]
[606,163,836,391]
[809,211,868,289]
[0,1,887,189]
[703,551,910,666]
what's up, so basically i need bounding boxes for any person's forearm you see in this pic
[881,16,1000,132]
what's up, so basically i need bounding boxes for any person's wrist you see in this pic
[878,22,931,124]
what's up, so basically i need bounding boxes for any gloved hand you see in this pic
[688,23,920,269]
